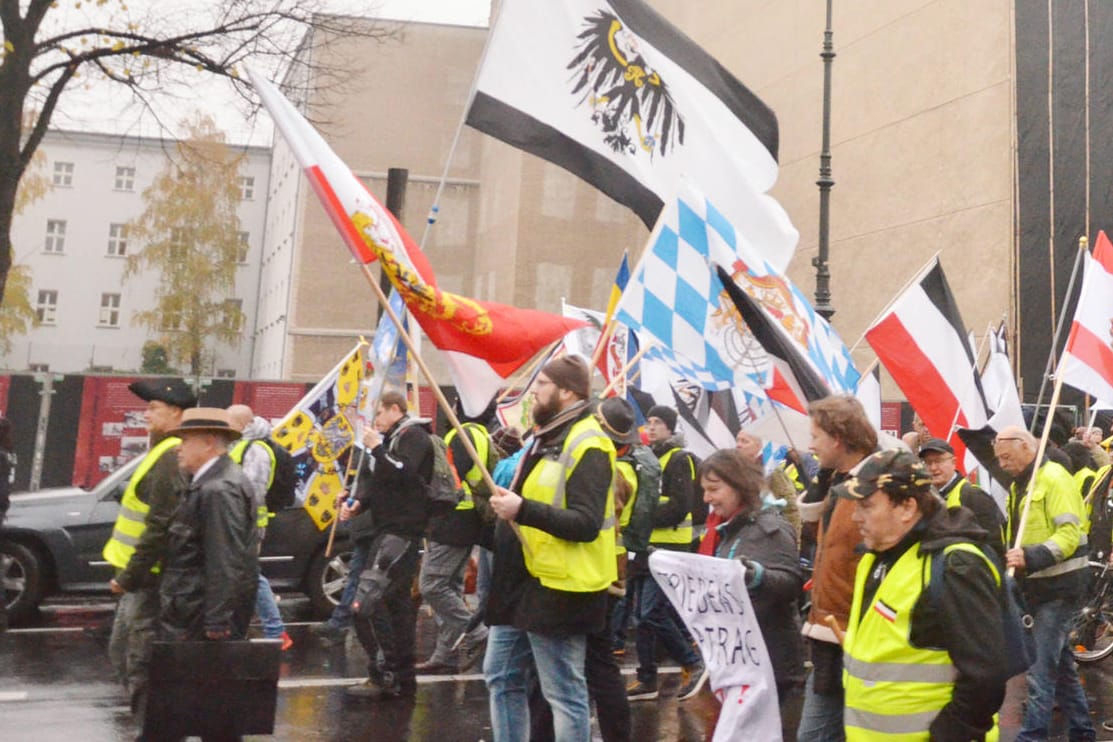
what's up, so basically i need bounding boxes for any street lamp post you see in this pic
[813,0,836,320]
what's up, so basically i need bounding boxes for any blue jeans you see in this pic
[254,573,285,639]
[796,668,845,742]
[1016,597,1096,742]
[326,539,370,629]
[632,574,699,682]
[484,624,590,742]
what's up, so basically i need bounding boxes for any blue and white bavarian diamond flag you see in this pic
[617,180,859,394]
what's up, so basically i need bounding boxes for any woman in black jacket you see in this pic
[699,448,805,707]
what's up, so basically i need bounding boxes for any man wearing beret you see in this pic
[103,379,194,717]
[484,355,617,742]
[838,450,1009,741]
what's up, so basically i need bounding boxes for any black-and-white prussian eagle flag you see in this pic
[467,0,799,271]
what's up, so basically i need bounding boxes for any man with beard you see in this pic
[484,355,617,742]
[626,404,707,703]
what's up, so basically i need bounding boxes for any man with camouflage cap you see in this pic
[837,450,1009,741]
[103,378,195,717]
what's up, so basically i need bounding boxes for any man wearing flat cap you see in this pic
[159,408,258,642]
[838,450,1009,741]
[484,354,618,742]
[103,378,194,715]
[918,437,1005,557]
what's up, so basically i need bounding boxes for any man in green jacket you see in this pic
[103,379,194,716]
[995,425,1094,742]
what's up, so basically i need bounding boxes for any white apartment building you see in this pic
[4,129,272,377]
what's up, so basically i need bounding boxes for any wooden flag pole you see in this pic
[599,342,653,397]
[1007,361,1066,577]
[494,340,558,406]
[357,264,529,552]
[589,319,619,373]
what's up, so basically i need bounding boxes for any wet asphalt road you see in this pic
[3,597,1113,741]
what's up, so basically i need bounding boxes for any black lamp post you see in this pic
[813,0,836,320]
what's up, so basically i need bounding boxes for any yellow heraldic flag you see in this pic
[271,343,368,530]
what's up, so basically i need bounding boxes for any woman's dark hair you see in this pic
[0,417,13,451]
[698,448,765,516]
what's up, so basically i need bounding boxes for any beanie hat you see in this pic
[540,355,590,399]
[646,404,678,433]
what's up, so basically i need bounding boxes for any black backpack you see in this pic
[260,438,297,512]
[927,541,1035,678]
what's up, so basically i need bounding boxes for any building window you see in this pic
[216,368,236,379]
[236,231,250,263]
[89,365,113,373]
[29,363,49,373]
[44,219,66,253]
[98,293,121,327]
[107,223,129,256]
[52,161,74,187]
[237,176,255,200]
[36,290,58,324]
[223,298,244,332]
[114,166,135,191]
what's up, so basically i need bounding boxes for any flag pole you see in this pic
[417,2,508,251]
[495,340,559,405]
[848,252,942,355]
[356,264,530,552]
[1008,359,1067,577]
[599,342,653,397]
[1029,235,1087,432]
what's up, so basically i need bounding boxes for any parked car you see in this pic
[0,456,353,625]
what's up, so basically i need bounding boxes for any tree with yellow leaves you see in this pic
[124,114,244,376]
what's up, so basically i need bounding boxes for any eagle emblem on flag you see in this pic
[568,11,685,159]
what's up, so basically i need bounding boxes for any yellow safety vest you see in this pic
[519,416,617,592]
[1007,461,1088,577]
[229,438,276,528]
[615,459,638,554]
[843,542,1000,741]
[102,436,181,571]
[650,447,693,545]
[445,422,489,512]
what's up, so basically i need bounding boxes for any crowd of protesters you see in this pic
[88,361,1113,741]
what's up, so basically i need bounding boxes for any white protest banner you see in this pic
[649,549,782,741]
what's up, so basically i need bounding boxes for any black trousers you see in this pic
[352,535,421,688]
[529,596,631,742]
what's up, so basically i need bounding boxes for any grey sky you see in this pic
[42,0,492,145]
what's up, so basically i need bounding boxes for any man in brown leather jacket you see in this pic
[796,395,877,742]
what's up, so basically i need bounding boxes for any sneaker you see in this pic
[626,678,659,701]
[280,632,294,651]
[459,637,488,673]
[311,621,347,645]
[676,662,709,701]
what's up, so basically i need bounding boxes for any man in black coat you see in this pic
[159,408,258,641]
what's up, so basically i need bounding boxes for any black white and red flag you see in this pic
[866,259,989,473]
